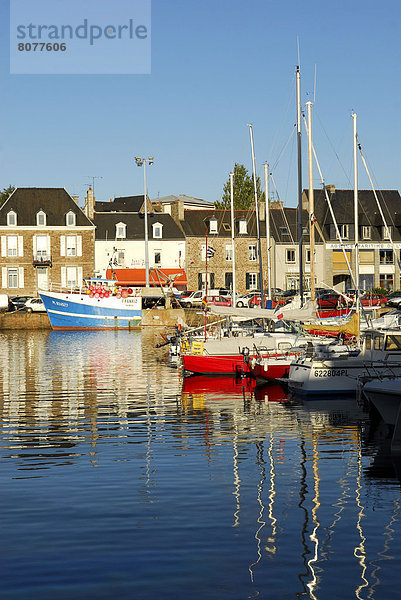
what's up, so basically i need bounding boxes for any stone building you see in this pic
[0,188,95,296]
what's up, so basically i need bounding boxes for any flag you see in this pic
[206,246,216,258]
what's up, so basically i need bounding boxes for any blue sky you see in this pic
[1,0,400,207]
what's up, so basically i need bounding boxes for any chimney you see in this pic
[85,186,95,220]
[258,201,266,222]
[71,195,80,205]
[325,184,335,194]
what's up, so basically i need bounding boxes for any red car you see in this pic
[360,293,387,307]
[205,295,233,307]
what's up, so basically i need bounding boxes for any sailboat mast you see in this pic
[264,163,272,300]
[248,124,265,304]
[352,113,359,299]
[230,171,237,302]
[296,66,304,305]
[306,101,315,301]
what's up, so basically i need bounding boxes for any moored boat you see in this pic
[40,280,142,330]
[288,329,401,396]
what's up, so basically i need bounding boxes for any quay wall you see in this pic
[0,308,216,330]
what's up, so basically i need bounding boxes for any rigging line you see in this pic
[302,114,360,295]
[268,74,296,162]
[357,138,396,223]
[314,107,353,188]
[358,143,401,272]
[271,124,297,172]
[270,173,295,245]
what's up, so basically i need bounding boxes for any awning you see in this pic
[105,268,188,286]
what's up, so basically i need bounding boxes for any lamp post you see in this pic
[135,156,154,287]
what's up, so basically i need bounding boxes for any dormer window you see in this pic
[116,222,126,239]
[37,210,46,226]
[152,222,163,239]
[7,210,17,226]
[339,224,349,240]
[209,218,218,234]
[382,225,393,240]
[66,211,76,226]
[238,219,247,234]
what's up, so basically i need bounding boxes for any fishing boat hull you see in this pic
[39,290,142,330]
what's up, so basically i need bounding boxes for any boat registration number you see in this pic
[313,369,348,377]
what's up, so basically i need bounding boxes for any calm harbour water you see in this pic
[1,329,401,600]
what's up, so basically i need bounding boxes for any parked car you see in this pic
[24,297,46,312]
[360,292,388,307]
[385,291,401,308]
[205,295,233,307]
[180,290,205,308]
[10,295,33,310]
[236,292,260,307]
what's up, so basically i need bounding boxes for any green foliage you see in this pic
[0,185,15,206]
[215,163,265,210]
[371,287,391,296]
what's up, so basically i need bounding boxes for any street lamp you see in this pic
[135,156,154,287]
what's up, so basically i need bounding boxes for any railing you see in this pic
[33,253,52,266]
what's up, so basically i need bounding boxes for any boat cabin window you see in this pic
[384,335,401,351]
[374,335,384,351]
[364,335,371,350]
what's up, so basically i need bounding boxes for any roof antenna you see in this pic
[84,175,103,194]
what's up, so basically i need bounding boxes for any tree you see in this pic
[0,185,15,206]
[215,163,265,210]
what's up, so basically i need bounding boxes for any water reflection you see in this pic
[0,331,401,600]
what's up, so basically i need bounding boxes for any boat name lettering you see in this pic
[52,300,68,307]
[313,369,348,377]
[314,369,348,377]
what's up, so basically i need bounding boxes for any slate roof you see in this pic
[95,195,145,213]
[94,211,185,240]
[178,207,309,243]
[308,188,401,241]
[0,188,94,227]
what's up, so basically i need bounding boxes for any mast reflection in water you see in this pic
[0,330,400,600]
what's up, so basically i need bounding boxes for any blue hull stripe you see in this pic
[40,292,142,330]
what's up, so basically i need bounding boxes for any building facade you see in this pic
[0,188,95,296]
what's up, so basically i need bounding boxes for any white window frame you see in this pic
[383,225,393,240]
[209,218,218,234]
[362,225,371,240]
[238,219,247,234]
[152,222,163,239]
[66,235,77,257]
[286,248,296,263]
[8,268,18,288]
[225,245,233,262]
[7,211,17,226]
[116,222,127,239]
[36,210,46,226]
[248,272,258,289]
[339,224,349,240]
[66,211,76,227]
[7,236,18,257]
[249,244,257,261]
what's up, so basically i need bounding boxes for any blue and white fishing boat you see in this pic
[39,280,142,330]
